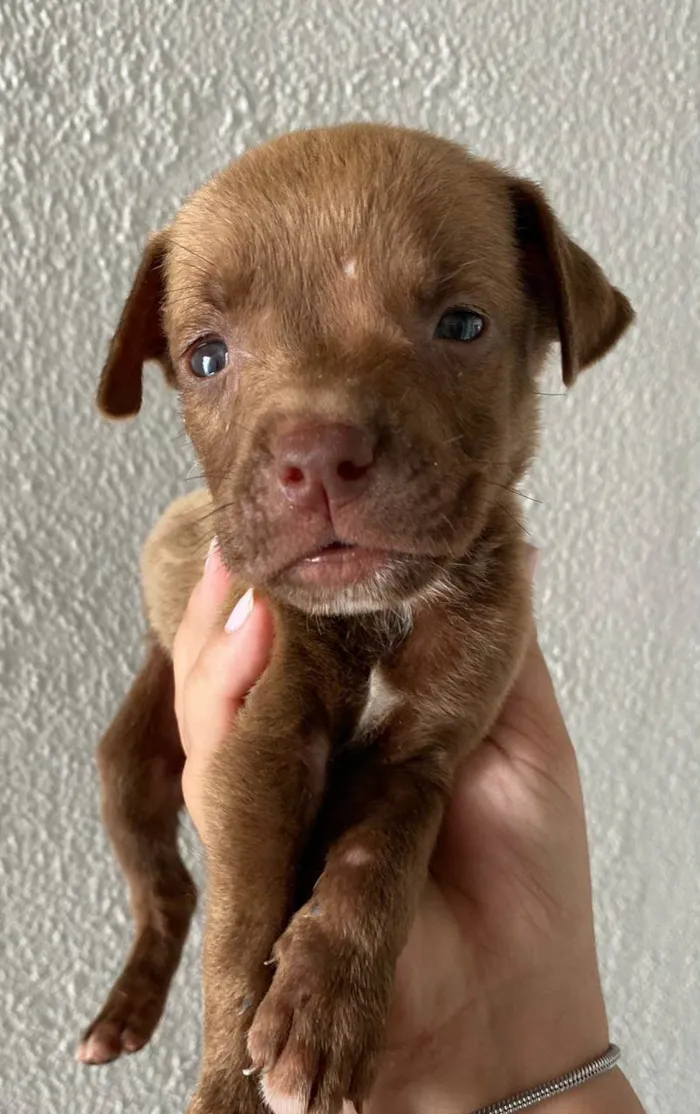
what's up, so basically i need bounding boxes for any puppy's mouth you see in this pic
[281,539,401,588]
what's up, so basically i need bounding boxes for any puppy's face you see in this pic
[99,125,633,614]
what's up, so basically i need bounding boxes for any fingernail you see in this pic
[525,546,540,583]
[225,588,254,632]
[204,537,219,573]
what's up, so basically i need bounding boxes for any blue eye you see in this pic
[434,308,485,342]
[190,339,228,378]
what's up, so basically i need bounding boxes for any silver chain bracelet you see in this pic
[470,1043,621,1113]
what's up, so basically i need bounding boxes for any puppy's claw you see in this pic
[263,957,276,967]
[241,1065,257,1077]
[76,1030,121,1065]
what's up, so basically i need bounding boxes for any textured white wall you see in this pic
[1,1,697,1111]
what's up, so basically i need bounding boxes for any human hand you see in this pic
[173,547,640,1113]
[364,560,610,1110]
[173,545,275,843]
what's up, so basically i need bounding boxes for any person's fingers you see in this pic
[180,590,275,762]
[180,590,274,833]
[435,546,577,870]
[487,543,572,761]
[496,626,571,753]
[523,542,539,584]
[172,541,232,701]
[172,539,276,765]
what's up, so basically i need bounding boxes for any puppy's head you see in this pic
[98,124,633,615]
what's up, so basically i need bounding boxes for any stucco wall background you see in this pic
[1,1,698,1111]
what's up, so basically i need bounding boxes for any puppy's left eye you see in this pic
[434,307,485,342]
[190,339,229,378]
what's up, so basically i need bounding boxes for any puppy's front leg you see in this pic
[249,747,447,1114]
[250,572,530,1114]
[188,643,335,1114]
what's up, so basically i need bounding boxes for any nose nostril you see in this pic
[337,459,368,482]
[281,465,305,486]
[275,423,375,508]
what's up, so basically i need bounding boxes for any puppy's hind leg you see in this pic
[78,637,195,1065]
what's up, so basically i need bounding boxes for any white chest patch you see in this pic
[342,257,357,278]
[356,666,403,739]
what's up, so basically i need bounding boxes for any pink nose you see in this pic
[274,422,375,511]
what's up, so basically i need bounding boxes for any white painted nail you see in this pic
[525,546,541,583]
[225,588,254,633]
[205,537,218,572]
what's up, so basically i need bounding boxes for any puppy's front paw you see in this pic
[247,905,390,1114]
[188,1071,266,1114]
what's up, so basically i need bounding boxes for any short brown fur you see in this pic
[82,124,633,1114]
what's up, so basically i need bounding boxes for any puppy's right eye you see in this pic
[434,307,485,342]
[190,339,228,378]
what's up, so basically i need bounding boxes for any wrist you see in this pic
[540,1068,645,1114]
[367,956,609,1114]
[467,960,610,1106]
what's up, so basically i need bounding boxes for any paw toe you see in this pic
[76,1021,124,1065]
[247,994,295,1072]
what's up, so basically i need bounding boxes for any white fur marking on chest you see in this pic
[356,666,403,737]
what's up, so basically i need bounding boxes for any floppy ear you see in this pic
[508,178,634,386]
[97,230,175,418]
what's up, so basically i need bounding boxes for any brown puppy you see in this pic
[79,124,633,1114]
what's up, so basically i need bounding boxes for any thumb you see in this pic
[181,591,276,764]
[179,590,275,835]
[188,589,276,722]
[174,544,275,763]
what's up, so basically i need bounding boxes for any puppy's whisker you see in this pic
[428,463,541,502]
[426,209,450,249]
[436,257,491,288]
[184,460,203,480]
[167,238,217,270]
[170,425,193,444]
[191,503,234,528]
[501,505,530,535]
[174,411,265,443]
[483,480,544,505]
[438,512,460,541]
[433,434,514,466]
[182,469,244,485]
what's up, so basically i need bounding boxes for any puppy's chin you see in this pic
[266,553,440,617]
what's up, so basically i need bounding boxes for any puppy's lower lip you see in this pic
[285,544,396,585]
[304,542,355,564]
